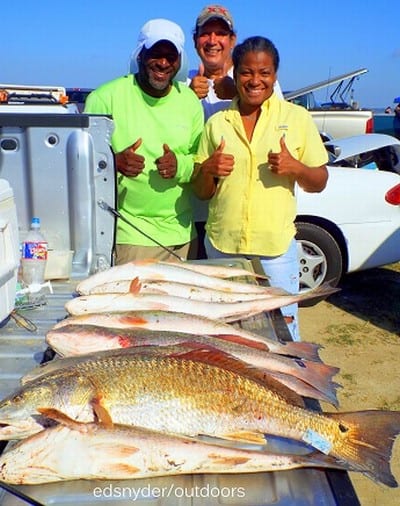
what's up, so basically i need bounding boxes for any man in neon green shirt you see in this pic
[85,19,204,264]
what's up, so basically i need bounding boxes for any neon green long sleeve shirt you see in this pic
[85,74,204,246]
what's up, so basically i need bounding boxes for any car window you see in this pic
[374,146,400,174]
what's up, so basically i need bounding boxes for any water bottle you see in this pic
[21,217,48,286]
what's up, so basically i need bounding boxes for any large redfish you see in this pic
[0,347,399,488]
[45,324,339,406]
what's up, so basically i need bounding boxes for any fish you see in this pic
[65,283,338,322]
[0,346,399,487]
[88,278,289,302]
[52,310,322,362]
[0,408,346,485]
[76,260,273,296]
[160,260,269,279]
[44,324,340,406]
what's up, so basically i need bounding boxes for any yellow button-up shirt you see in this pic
[195,93,328,256]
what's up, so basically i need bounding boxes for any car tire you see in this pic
[295,221,343,297]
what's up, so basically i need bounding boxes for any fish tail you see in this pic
[327,410,400,487]
[296,361,340,402]
[297,282,340,304]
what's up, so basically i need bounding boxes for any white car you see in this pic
[296,133,400,291]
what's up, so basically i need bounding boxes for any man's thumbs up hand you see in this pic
[156,143,177,179]
[189,63,209,99]
[115,138,145,177]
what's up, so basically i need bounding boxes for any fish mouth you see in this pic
[0,416,52,440]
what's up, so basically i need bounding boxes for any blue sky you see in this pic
[2,0,399,108]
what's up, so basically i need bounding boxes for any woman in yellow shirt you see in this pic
[192,36,328,341]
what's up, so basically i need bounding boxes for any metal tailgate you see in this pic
[0,259,359,505]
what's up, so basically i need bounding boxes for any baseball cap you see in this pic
[195,5,234,31]
[137,18,185,55]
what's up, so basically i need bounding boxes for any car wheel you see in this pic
[295,222,343,294]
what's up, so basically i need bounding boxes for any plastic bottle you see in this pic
[21,217,48,286]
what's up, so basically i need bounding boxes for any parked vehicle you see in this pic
[66,87,93,112]
[296,133,400,294]
[284,69,374,139]
[0,84,79,113]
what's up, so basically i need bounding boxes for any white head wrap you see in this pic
[129,19,188,82]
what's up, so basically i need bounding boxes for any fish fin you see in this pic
[37,407,89,432]
[221,431,267,445]
[292,450,350,471]
[101,463,141,475]
[326,410,400,487]
[283,359,340,404]
[213,333,322,364]
[120,315,148,326]
[207,454,251,466]
[94,442,140,457]
[267,371,339,408]
[129,277,142,294]
[276,341,322,362]
[212,334,271,351]
[169,346,306,408]
[91,395,114,428]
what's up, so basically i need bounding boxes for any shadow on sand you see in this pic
[325,265,400,335]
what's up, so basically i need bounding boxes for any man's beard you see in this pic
[147,73,171,91]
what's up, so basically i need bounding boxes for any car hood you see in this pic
[325,133,400,162]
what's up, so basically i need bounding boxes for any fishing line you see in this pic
[97,200,185,262]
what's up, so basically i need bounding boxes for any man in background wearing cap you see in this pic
[189,5,283,120]
[188,5,283,257]
[188,4,236,121]
[85,19,204,264]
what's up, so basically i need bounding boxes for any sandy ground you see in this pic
[299,263,400,506]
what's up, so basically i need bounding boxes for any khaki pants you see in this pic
[114,238,198,265]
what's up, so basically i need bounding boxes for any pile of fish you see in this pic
[0,259,399,488]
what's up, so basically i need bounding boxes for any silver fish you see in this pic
[0,408,346,484]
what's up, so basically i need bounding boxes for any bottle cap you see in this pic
[31,217,40,228]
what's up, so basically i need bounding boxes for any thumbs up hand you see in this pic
[156,144,177,179]
[200,137,235,177]
[213,75,236,100]
[189,63,209,99]
[115,138,145,177]
[268,135,296,177]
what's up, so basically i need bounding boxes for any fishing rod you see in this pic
[97,200,185,262]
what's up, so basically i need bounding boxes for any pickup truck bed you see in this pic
[0,260,360,506]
